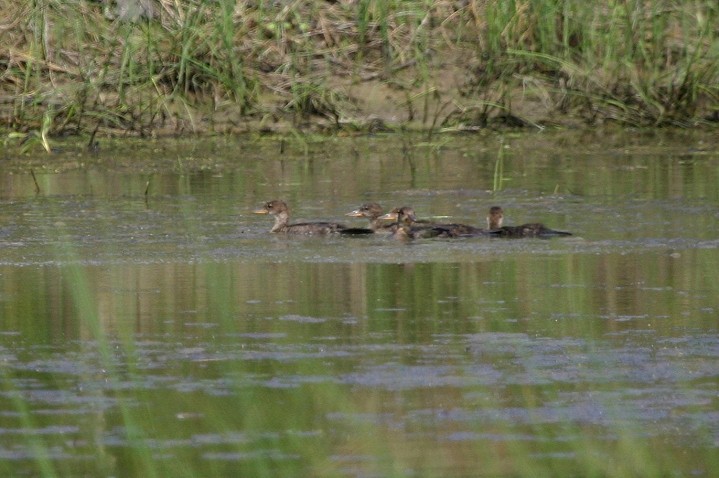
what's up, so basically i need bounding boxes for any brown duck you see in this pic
[345,203,397,233]
[379,206,463,239]
[380,206,497,238]
[487,206,572,238]
[254,200,372,234]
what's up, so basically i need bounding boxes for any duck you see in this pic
[345,203,396,233]
[254,200,372,234]
[380,206,495,238]
[486,206,572,238]
[379,206,459,239]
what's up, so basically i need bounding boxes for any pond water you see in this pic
[1,130,718,476]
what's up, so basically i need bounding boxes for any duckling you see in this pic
[254,200,372,235]
[487,206,572,238]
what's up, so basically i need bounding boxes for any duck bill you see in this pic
[345,210,364,217]
[379,212,398,221]
[253,208,269,215]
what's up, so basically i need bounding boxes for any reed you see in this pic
[492,138,505,192]
[0,365,57,477]
[0,0,717,143]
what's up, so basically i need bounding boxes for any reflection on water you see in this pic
[1,131,718,476]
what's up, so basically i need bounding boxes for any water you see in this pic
[1,131,718,476]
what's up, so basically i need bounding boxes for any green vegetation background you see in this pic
[1,0,718,140]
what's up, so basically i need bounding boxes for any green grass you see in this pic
[0,0,717,144]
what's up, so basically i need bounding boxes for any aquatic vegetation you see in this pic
[0,0,717,143]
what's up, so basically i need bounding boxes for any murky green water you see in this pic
[1,131,718,476]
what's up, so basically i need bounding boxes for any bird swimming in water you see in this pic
[379,206,462,240]
[254,200,372,234]
[345,203,396,234]
[380,206,497,238]
[486,206,572,238]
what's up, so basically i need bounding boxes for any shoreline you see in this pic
[1,1,718,142]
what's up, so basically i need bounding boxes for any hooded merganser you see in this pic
[254,200,372,234]
[345,203,396,233]
[487,206,572,238]
[380,206,495,238]
[379,206,459,239]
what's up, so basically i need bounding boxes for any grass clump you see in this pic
[457,1,719,127]
[0,0,717,143]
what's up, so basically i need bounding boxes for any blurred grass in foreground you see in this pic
[2,252,719,476]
